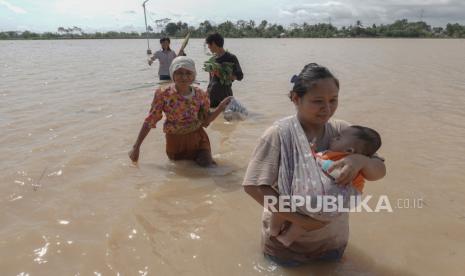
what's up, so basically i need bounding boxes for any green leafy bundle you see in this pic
[203,56,234,86]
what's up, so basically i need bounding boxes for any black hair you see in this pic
[205,32,224,47]
[289,63,339,99]
[350,125,382,156]
[160,37,171,51]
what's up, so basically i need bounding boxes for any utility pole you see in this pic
[142,0,151,55]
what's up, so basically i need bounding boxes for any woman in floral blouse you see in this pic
[129,56,231,167]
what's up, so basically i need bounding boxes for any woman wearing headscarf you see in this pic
[130,56,232,167]
[242,63,386,266]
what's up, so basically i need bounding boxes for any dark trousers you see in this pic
[207,83,233,108]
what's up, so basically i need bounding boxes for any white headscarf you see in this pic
[169,56,196,80]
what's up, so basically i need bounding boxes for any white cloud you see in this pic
[53,0,139,16]
[295,9,309,16]
[0,0,27,14]
[278,0,465,26]
[279,10,293,17]
[3,0,464,32]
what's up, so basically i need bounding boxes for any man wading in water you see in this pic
[205,32,244,108]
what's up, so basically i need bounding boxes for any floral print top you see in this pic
[145,84,210,135]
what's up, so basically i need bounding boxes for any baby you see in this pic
[270,125,382,247]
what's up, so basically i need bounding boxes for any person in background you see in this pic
[148,37,185,81]
[205,32,243,108]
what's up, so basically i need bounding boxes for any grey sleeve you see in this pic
[242,126,280,186]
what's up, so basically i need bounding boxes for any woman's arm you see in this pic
[360,156,386,181]
[132,122,151,149]
[244,185,328,231]
[328,154,386,184]
[129,89,164,162]
[202,96,233,127]
[129,122,151,162]
[148,53,158,65]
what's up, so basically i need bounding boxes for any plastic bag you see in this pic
[223,98,248,121]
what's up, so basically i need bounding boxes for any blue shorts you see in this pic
[159,75,171,81]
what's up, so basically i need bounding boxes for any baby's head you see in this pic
[329,126,381,157]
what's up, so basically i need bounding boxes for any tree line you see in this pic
[1,19,464,40]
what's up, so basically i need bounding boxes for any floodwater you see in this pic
[1,38,465,275]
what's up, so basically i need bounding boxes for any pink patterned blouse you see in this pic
[145,84,210,135]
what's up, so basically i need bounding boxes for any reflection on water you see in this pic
[1,38,465,275]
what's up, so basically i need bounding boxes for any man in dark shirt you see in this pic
[205,32,244,108]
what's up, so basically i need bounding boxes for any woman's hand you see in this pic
[128,146,140,163]
[327,154,367,185]
[202,96,233,127]
[300,216,329,231]
[218,96,233,111]
[244,185,330,232]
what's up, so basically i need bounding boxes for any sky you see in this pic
[1,0,464,32]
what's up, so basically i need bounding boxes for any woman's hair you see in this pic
[289,63,339,99]
[205,32,224,47]
[160,37,171,51]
